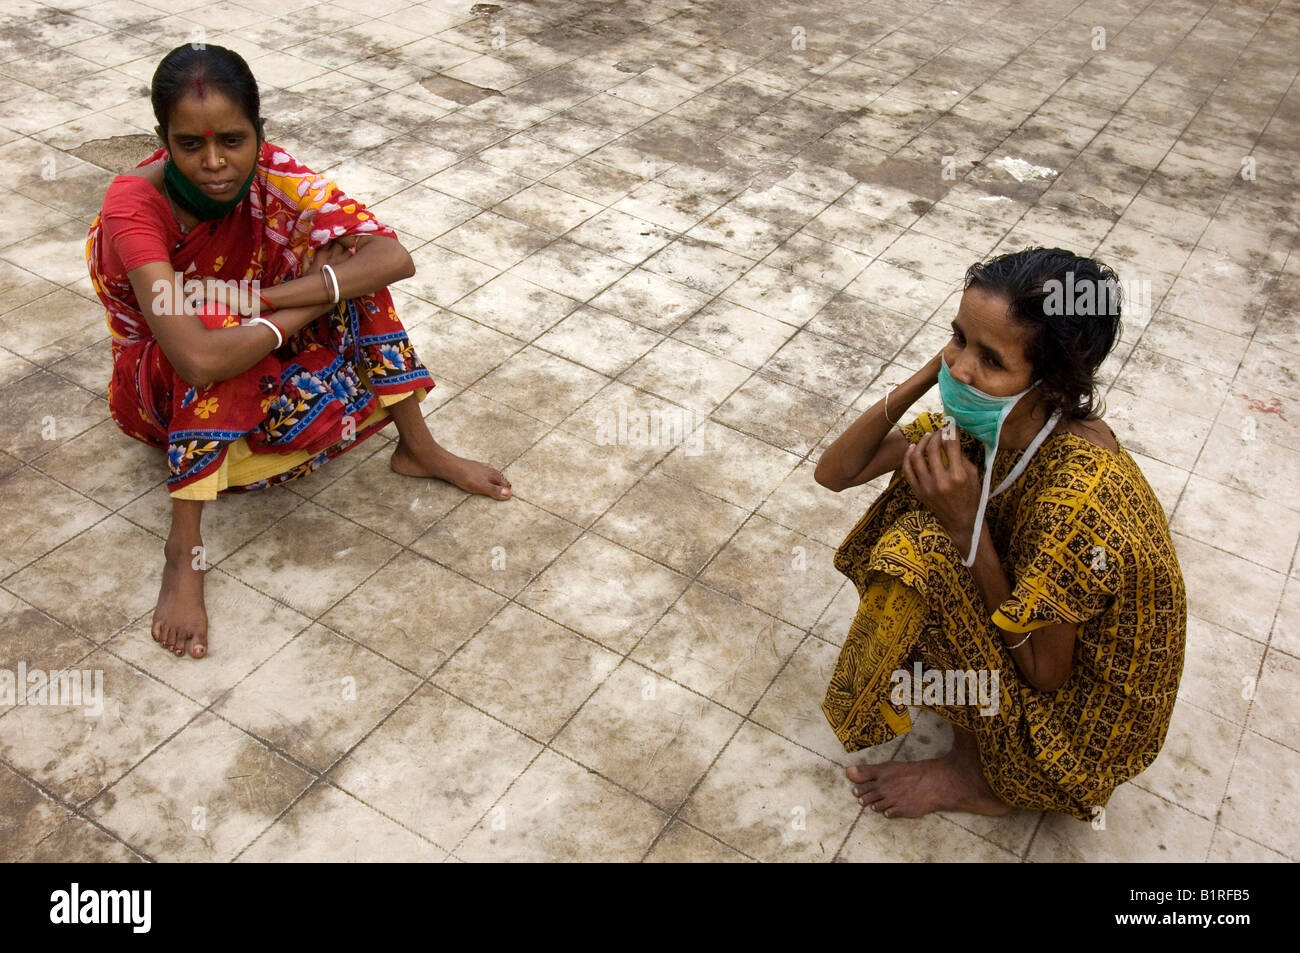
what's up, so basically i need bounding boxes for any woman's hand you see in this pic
[302,239,354,277]
[902,426,984,556]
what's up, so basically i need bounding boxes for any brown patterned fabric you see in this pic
[823,411,1187,818]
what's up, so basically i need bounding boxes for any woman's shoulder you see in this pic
[1058,416,1121,453]
[106,163,167,202]
[1032,421,1166,522]
[1032,417,1123,479]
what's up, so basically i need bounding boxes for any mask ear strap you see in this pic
[993,408,1063,499]
[963,445,996,567]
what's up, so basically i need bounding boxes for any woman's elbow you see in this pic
[175,352,214,389]
[395,247,416,281]
[180,368,213,390]
[1028,670,1070,693]
[813,459,845,492]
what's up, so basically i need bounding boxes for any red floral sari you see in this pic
[85,140,434,497]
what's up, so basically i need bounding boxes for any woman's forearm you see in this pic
[194,302,331,386]
[326,243,414,299]
[258,273,327,310]
[815,354,941,490]
[260,238,413,309]
[967,520,1013,613]
[194,238,413,384]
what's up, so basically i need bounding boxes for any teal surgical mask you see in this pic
[937,354,1061,566]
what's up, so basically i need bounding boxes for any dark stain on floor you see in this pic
[420,74,504,105]
[68,135,160,175]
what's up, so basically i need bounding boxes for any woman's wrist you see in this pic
[883,386,903,426]
[246,315,284,350]
[950,514,979,561]
[885,365,933,426]
[256,272,335,311]
[267,301,332,337]
[255,287,278,315]
[921,352,943,386]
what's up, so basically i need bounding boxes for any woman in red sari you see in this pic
[86,44,511,660]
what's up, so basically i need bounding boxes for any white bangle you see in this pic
[883,387,903,427]
[322,263,340,305]
[1006,631,1032,650]
[246,316,283,350]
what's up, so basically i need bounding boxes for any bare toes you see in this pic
[846,764,874,783]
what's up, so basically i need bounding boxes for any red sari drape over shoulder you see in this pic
[85,140,435,497]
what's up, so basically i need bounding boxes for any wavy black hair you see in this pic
[151,44,263,143]
[963,246,1123,421]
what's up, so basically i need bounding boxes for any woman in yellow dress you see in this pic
[815,247,1186,820]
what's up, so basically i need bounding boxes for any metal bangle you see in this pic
[884,387,902,426]
[321,264,340,305]
[1006,631,1033,650]
[247,315,283,350]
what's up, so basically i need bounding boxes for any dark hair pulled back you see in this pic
[151,44,262,143]
[963,246,1123,421]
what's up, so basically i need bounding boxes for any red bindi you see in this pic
[203,129,212,137]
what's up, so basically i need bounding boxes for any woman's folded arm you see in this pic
[257,235,414,311]
[125,260,332,388]
[816,353,944,491]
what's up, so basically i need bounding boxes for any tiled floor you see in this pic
[1,0,1297,862]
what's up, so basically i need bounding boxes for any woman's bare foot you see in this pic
[153,537,209,659]
[845,728,1012,818]
[390,437,511,500]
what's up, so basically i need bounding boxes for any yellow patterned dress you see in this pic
[822,411,1186,819]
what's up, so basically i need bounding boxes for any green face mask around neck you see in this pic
[159,118,264,222]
